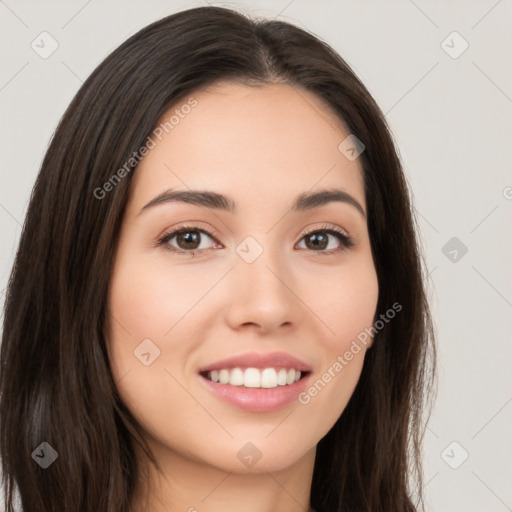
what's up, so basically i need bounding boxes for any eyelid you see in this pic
[156,222,354,255]
[156,223,222,254]
[297,222,350,239]
[297,223,355,254]
[157,222,221,241]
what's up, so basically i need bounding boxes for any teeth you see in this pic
[261,368,277,388]
[244,368,260,388]
[229,368,244,386]
[277,368,288,386]
[205,367,303,388]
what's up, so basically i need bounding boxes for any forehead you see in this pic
[128,81,365,213]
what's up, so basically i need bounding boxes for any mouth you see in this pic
[200,367,310,389]
[198,368,312,412]
[197,351,313,412]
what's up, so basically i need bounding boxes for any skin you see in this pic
[107,81,379,512]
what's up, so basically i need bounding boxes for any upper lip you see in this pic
[198,351,312,373]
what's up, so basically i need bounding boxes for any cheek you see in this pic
[106,252,220,411]
[106,251,216,353]
[296,256,378,425]
[105,259,202,442]
[309,255,379,349]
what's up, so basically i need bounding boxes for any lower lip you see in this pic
[198,373,311,412]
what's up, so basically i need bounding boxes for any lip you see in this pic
[198,351,312,373]
[198,371,312,412]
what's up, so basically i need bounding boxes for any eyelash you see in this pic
[155,223,354,257]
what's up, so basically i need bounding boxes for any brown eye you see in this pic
[175,230,201,250]
[304,232,330,250]
[297,226,354,254]
[157,224,353,257]
[158,226,219,255]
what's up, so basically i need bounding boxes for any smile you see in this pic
[202,367,305,388]
[199,369,311,412]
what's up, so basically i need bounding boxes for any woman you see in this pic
[0,6,436,512]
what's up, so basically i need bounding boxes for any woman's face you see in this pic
[107,81,379,474]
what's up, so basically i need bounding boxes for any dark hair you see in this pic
[0,6,436,512]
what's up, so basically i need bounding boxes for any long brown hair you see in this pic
[0,6,436,511]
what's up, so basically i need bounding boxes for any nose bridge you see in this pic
[225,233,300,329]
[234,233,290,296]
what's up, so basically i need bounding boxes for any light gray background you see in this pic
[1,1,511,511]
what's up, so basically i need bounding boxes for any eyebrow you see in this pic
[139,187,366,218]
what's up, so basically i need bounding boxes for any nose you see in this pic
[223,245,303,334]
